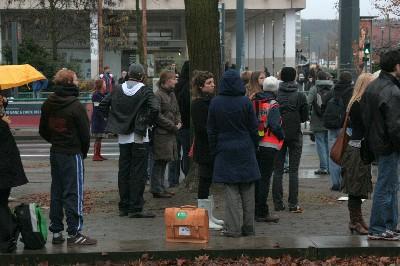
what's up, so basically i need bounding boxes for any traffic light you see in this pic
[364,42,371,55]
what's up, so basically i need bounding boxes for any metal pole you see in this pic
[219,2,225,73]
[98,0,104,74]
[11,22,18,65]
[327,43,330,69]
[338,0,359,77]
[236,0,245,72]
[308,33,311,61]
[272,19,275,76]
[142,0,147,71]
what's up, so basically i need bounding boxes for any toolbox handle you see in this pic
[180,205,197,209]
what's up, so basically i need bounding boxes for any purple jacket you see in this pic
[91,92,107,134]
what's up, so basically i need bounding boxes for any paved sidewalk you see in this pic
[2,136,391,264]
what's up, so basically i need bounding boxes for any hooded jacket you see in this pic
[99,81,159,136]
[361,71,400,156]
[277,81,309,139]
[307,80,334,132]
[175,61,190,129]
[39,85,90,158]
[207,70,260,184]
[324,80,353,109]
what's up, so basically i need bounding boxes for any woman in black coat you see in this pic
[0,95,28,208]
[191,71,223,230]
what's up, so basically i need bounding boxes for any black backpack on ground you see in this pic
[14,203,47,250]
[313,86,331,117]
[280,92,301,141]
[322,93,346,129]
[0,205,19,253]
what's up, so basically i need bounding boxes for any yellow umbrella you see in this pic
[0,64,46,90]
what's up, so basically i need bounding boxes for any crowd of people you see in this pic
[1,49,400,247]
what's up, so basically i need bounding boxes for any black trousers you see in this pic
[118,143,148,213]
[0,188,11,207]
[255,147,277,217]
[49,152,84,236]
[197,163,213,199]
[273,135,303,208]
[348,195,362,209]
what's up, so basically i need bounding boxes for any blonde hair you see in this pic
[346,73,375,112]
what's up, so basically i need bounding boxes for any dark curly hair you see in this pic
[191,71,214,99]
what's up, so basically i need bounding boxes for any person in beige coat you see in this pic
[150,70,181,198]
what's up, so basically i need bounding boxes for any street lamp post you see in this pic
[272,18,275,76]
[380,26,385,48]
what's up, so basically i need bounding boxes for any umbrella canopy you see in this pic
[0,64,46,90]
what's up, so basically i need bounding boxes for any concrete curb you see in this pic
[1,237,400,265]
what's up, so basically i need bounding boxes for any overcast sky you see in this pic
[301,0,380,19]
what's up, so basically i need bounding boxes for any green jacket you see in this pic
[307,80,334,132]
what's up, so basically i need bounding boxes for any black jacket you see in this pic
[175,61,190,129]
[361,71,400,156]
[191,96,212,164]
[324,80,353,108]
[0,119,28,189]
[277,81,309,139]
[39,85,90,158]
[99,81,159,136]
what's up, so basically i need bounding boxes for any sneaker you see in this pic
[128,211,156,218]
[52,232,65,245]
[274,204,286,212]
[256,214,279,223]
[368,231,400,241]
[314,169,329,175]
[67,233,97,246]
[289,205,303,213]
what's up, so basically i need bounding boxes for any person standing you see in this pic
[246,71,266,99]
[168,61,191,187]
[99,63,159,218]
[361,49,400,240]
[118,70,127,85]
[39,69,96,246]
[91,79,108,161]
[273,67,309,213]
[100,66,114,94]
[307,71,333,176]
[252,76,284,223]
[341,73,375,235]
[151,71,181,198]
[323,71,353,191]
[191,71,224,230]
[208,69,260,237]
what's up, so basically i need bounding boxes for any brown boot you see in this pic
[97,140,107,160]
[92,140,103,161]
[349,207,368,235]
[356,207,369,231]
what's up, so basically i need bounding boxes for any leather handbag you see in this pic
[165,205,209,243]
[330,112,350,166]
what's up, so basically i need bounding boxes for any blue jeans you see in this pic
[328,129,342,189]
[314,131,329,171]
[369,152,399,235]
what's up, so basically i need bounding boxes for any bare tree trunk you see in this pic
[98,0,104,74]
[183,0,221,192]
[49,0,58,60]
[136,0,145,66]
[184,0,221,83]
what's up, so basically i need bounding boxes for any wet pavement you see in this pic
[2,135,394,264]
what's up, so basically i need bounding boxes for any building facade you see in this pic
[1,0,305,79]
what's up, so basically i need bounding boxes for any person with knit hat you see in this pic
[99,63,159,218]
[322,71,354,191]
[251,76,284,223]
[272,67,309,213]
